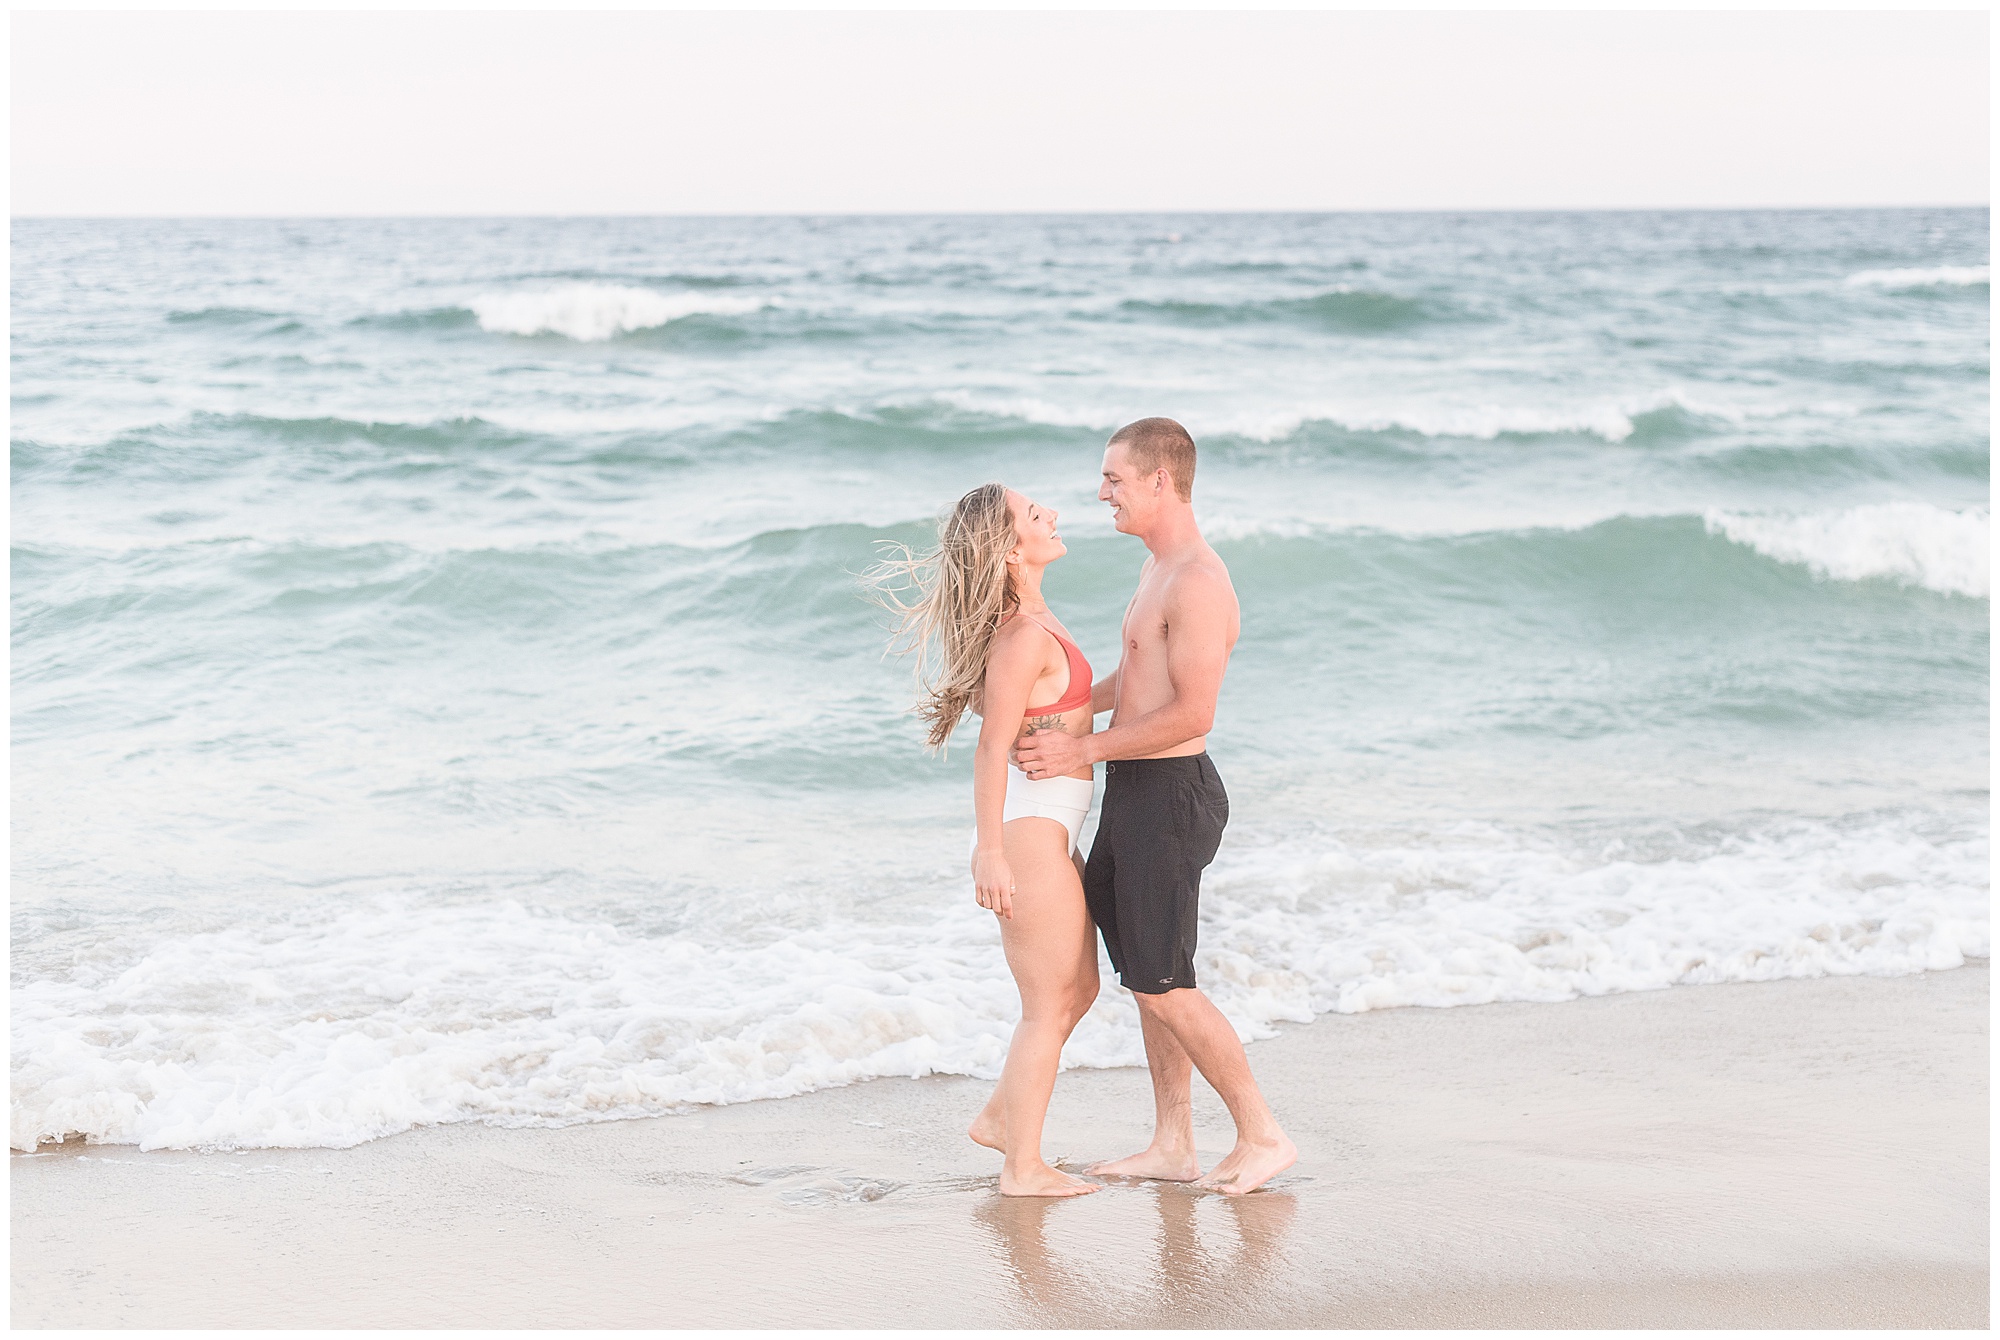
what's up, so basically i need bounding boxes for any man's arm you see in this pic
[1015,568,1233,772]
[1090,672,1118,716]
[1010,671,1119,772]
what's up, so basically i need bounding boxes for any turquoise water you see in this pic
[11,210,1988,1151]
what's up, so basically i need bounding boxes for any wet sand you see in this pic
[11,964,1987,1328]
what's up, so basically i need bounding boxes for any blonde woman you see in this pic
[869,482,1103,1198]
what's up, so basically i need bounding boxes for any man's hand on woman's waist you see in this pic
[1012,729,1094,779]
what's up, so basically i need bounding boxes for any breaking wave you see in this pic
[1845,265,1990,290]
[1705,502,1989,598]
[470,284,767,340]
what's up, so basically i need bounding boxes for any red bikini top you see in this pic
[1015,613,1093,716]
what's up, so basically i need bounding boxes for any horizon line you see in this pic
[12,202,1992,224]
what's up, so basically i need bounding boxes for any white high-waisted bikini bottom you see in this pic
[971,768,1096,856]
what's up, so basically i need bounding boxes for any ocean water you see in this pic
[11,209,1989,1152]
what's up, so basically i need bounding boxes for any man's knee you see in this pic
[1131,984,1199,1017]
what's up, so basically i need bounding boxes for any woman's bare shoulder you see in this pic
[986,617,1056,671]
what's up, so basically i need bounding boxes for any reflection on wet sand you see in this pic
[973,1181,1300,1325]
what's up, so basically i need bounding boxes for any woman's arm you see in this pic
[971,624,1048,919]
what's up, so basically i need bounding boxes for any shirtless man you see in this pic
[1013,417,1296,1196]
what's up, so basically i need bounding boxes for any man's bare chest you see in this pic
[1118,589,1172,657]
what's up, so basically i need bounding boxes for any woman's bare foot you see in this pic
[1195,1134,1296,1195]
[999,1164,1100,1198]
[1084,1146,1203,1182]
[968,1111,1006,1153]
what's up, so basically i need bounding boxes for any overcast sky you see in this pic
[11,9,1990,216]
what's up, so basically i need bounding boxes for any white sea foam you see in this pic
[1303,399,1645,443]
[1202,818,1984,1016]
[1705,502,1989,598]
[1845,265,1990,289]
[11,815,1984,1152]
[1306,387,1803,444]
[921,388,1739,445]
[470,284,764,340]
[1214,387,1808,445]
[1191,506,1626,544]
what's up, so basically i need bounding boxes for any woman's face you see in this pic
[1006,489,1067,569]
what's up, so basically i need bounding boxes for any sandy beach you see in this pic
[12,963,1986,1328]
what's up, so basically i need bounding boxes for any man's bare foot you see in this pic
[1195,1134,1296,1195]
[999,1164,1100,1198]
[967,1111,1006,1153]
[1084,1147,1202,1182]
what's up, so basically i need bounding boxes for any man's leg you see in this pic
[1085,998,1202,1181]
[1082,775,1201,1180]
[1133,986,1295,1195]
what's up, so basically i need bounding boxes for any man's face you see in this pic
[1099,441,1154,535]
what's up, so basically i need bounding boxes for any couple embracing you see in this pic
[873,418,1295,1199]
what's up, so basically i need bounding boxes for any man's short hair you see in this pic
[1108,417,1197,502]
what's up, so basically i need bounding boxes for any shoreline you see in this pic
[13,965,1988,1328]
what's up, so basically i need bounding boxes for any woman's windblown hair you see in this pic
[862,482,1018,752]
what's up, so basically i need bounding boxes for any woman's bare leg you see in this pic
[968,816,1100,1197]
[969,845,1096,1156]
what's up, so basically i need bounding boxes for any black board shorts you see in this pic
[1083,753,1229,995]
